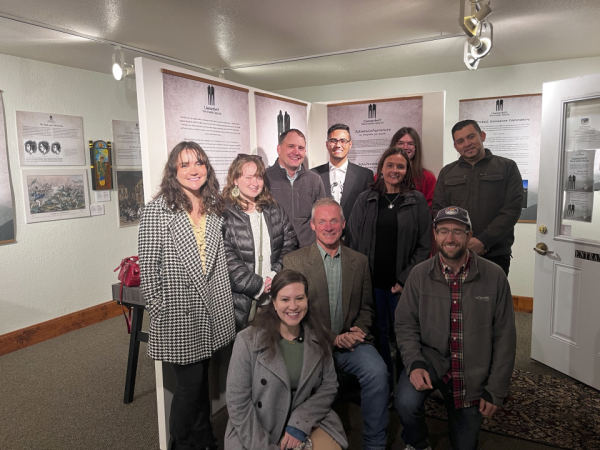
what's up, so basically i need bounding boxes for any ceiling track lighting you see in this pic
[112,46,135,81]
[460,0,493,70]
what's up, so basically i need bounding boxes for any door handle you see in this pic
[534,242,549,255]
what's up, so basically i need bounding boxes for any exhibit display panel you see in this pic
[16,111,86,166]
[162,70,251,187]
[327,97,423,173]
[112,120,142,167]
[0,91,15,244]
[459,94,542,222]
[254,92,308,167]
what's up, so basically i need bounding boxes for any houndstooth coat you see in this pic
[138,196,235,365]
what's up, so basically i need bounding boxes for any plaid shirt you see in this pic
[439,251,480,409]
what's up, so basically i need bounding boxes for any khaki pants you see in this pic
[310,427,342,450]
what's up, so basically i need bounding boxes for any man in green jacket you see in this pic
[432,120,523,275]
[394,206,516,450]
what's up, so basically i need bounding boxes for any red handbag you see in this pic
[114,256,141,333]
[115,256,140,287]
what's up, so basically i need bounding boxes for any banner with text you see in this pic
[327,97,423,173]
[459,95,542,221]
[162,70,250,186]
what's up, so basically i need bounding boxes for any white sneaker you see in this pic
[404,446,432,450]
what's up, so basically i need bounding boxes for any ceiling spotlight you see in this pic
[459,0,492,37]
[463,20,493,70]
[464,41,480,70]
[112,46,135,81]
[470,21,493,58]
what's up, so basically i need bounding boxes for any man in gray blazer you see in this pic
[283,198,388,450]
[312,123,374,222]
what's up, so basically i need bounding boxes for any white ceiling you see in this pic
[1,0,599,91]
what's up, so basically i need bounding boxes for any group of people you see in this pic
[138,118,523,450]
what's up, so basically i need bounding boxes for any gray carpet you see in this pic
[0,312,568,449]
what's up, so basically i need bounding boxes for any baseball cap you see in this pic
[433,206,472,230]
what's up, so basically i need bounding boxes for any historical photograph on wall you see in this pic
[459,94,542,222]
[112,120,142,167]
[0,92,16,244]
[21,169,90,224]
[116,170,144,228]
[162,70,250,186]
[16,111,85,166]
[254,92,308,167]
[327,97,423,173]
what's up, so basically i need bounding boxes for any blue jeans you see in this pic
[374,288,400,387]
[395,360,483,450]
[334,343,389,450]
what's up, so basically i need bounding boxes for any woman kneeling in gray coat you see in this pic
[225,270,347,450]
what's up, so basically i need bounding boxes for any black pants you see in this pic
[169,358,216,450]
[483,254,511,276]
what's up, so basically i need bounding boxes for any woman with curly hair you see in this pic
[225,269,347,450]
[222,154,298,330]
[138,141,235,450]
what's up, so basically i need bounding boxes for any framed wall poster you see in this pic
[112,120,142,166]
[16,111,86,166]
[21,169,90,223]
[254,92,308,167]
[459,94,542,222]
[0,91,16,244]
[89,140,113,190]
[162,70,251,186]
[327,97,423,173]
[116,170,144,227]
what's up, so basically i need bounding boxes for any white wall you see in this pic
[276,56,600,297]
[0,54,139,335]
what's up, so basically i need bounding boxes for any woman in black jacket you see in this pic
[346,146,431,389]
[222,154,298,330]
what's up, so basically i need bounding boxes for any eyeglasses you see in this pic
[327,138,351,146]
[396,142,416,148]
[435,228,468,237]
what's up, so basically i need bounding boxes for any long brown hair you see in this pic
[370,146,414,196]
[389,127,428,183]
[156,141,225,216]
[251,269,332,360]
[222,154,276,212]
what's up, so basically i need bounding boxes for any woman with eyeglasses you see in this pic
[225,269,347,450]
[346,146,431,390]
[390,127,437,208]
[222,154,298,331]
[138,141,235,450]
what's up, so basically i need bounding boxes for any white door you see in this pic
[531,72,600,390]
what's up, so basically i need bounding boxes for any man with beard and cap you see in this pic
[394,206,516,450]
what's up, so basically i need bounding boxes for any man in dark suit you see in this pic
[283,198,388,450]
[311,123,374,222]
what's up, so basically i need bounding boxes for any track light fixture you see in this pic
[459,0,492,37]
[112,46,135,81]
[460,0,493,70]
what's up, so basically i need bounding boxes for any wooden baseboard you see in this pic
[0,301,123,357]
[513,295,533,313]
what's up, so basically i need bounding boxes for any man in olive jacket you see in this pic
[283,198,389,450]
[394,206,516,450]
[432,119,523,275]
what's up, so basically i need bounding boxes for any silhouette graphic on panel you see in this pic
[207,85,215,105]
[373,103,376,118]
[284,112,290,132]
[277,111,284,137]
[368,104,372,118]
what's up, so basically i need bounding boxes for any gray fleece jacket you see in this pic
[265,160,326,248]
[395,251,516,406]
